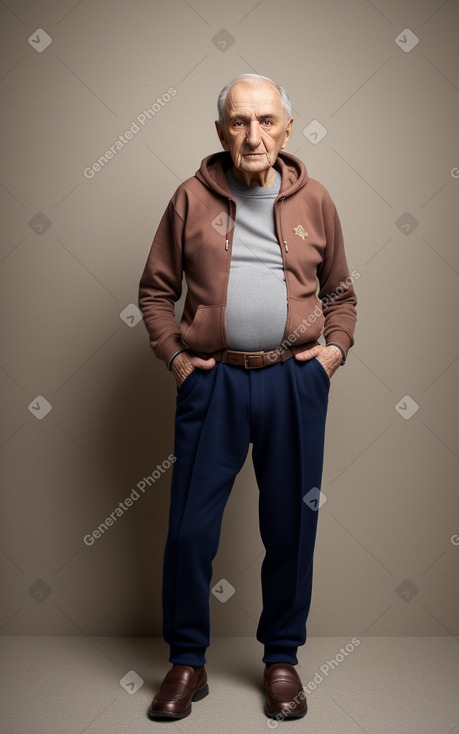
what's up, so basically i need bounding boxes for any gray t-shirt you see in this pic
[225,169,287,351]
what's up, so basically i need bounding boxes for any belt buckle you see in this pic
[244,353,264,369]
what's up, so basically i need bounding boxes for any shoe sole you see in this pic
[148,683,209,720]
[265,704,307,719]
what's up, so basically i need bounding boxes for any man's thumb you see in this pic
[194,357,216,370]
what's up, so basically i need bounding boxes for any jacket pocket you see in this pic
[182,304,226,353]
[285,296,324,343]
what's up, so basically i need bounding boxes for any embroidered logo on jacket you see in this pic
[293,224,308,240]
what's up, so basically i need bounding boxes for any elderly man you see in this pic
[139,74,357,720]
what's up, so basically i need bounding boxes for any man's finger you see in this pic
[295,348,318,361]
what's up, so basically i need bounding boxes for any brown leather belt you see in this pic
[212,347,294,369]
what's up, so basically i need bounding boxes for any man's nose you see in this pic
[246,121,261,148]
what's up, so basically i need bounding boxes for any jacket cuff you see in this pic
[168,348,188,370]
[156,335,186,367]
[325,331,353,364]
[326,342,346,365]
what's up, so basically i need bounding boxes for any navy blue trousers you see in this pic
[162,356,329,667]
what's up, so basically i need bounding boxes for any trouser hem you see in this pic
[263,645,299,665]
[169,646,207,667]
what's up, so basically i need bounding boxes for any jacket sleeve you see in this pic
[317,202,357,358]
[138,198,186,366]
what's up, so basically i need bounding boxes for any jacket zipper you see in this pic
[275,196,288,254]
[275,195,291,339]
[225,198,236,252]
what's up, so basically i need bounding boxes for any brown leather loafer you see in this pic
[149,664,208,719]
[264,663,307,719]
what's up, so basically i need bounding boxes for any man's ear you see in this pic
[215,120,229,151]
[281,118,294,150]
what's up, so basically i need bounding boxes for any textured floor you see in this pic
[1,635,458,734]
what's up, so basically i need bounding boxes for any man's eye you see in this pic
[233,121,244,127]
[262,120,272,126]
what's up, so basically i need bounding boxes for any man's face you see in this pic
[215,80,293,186]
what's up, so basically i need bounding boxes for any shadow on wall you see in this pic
[104,340,176,487]
[80,339,177,635]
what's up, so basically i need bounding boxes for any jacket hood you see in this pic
[195,151,309,199]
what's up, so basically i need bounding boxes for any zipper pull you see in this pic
[283,240,288,253]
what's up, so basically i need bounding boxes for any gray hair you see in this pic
[217,74,292,125]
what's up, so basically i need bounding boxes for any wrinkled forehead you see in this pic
[225,80,284,118]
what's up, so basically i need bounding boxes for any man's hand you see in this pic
[171,351,216,388]
[295,344,342,379]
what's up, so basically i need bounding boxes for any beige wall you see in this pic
[1,0,458,640]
